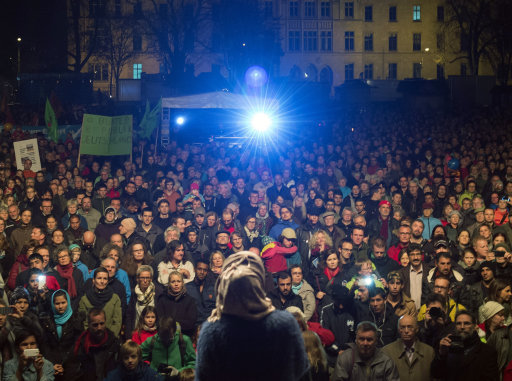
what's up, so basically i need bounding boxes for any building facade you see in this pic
[70,0,495,94]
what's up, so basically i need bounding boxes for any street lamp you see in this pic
[17,37,22,88]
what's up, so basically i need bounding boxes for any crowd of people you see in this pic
[0,107,511,380]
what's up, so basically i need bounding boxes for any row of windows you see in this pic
[289,31,332,51]
[289,31,439,53]
[89,0,143,18]
[289,1,331,18]
[344,32,426,52]
[342,3,444,22]
[88,63,143,81]
[343,63,446,80]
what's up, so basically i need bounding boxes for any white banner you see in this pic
[13,138,42,172]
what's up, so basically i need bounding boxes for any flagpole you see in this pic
[130,116,133,164]
[154,117,159,159]
[77,115,83,168]
[140,142,144,169]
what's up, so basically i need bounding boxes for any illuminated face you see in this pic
[93,271,109,290]
[325,253,339,270]
[169,274,183,293]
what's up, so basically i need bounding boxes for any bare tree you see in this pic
[67,0,101,73]
[484,0,512,85]
[212,0,282,83]
[444,0,495,76]
[141,0,211,75]
[98,16,141,98]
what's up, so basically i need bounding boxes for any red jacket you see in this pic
[131,329,157,345]
[307,321,335,346]
[387,242,408,263]
[7,254,29,290]
[261,242,298,273]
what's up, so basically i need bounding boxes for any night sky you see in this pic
[0,0,67,80]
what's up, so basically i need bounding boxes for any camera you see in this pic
[428,307,444,320]
[157,364,179,380]
[494,250,506,258]
[449,334,464,353]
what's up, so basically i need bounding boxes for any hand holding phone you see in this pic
[23,349,39,358]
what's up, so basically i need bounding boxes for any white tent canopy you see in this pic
[161,91,279,110]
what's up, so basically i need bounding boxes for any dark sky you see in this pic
[0,0,67,80]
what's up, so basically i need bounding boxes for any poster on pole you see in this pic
[13,138,42,172]
[79,114,132,156]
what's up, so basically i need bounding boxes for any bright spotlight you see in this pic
[176,116,185,126]
[250,113,272,132]
[245,66,268,88]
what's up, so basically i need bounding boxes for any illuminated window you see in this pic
[413,5,421,21]
[133,63,142,79]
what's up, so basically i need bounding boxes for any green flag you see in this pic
[45,98,58,142]
[139,99,161,139]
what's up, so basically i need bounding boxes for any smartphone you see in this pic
[0,307,10,315]
[38,275,46,290]
[23,348,39,358]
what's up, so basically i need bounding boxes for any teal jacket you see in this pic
[140,332,196,371]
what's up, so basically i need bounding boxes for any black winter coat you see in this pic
[186,275,216,325]
[155,291,198,337]
[40,312,85,380]
[431,331,499,381]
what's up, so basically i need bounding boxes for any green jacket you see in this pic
[141,332,196,372]
[78,293,122,337]
[382,339,435,381]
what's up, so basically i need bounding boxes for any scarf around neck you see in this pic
[324,267,340,281]
[244,226,259,242]
[74,329,108,355]
[292,281,303,295]
[56,263,77,298]
[85,284,114,308]
[167,286,186,301]
[134,283,155,318]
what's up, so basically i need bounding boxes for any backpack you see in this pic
[147,333,187,367]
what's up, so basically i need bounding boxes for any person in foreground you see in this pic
[2,330,55,381]
[432,310,499,381]
[333,321,399,381]
[105,340,162,381]
[195,251,310,381]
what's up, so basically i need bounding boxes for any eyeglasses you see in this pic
[138,276,152,281]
